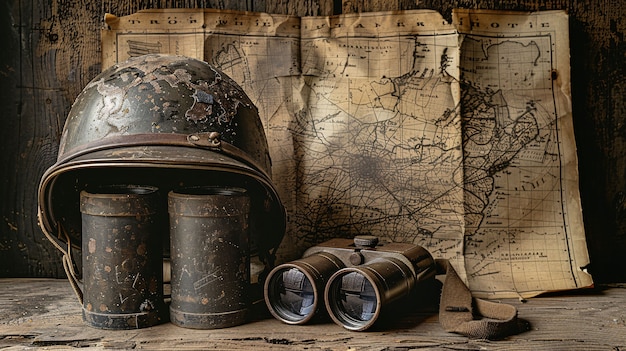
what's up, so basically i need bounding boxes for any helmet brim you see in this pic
[38,145,286,258]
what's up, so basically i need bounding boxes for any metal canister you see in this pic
[168,186,251,329]
[80,185,166,329]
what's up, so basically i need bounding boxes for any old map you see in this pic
[102,9,592,298]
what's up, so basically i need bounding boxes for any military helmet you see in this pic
[38,54,286,269]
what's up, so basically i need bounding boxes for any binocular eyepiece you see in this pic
[264,236,436,331]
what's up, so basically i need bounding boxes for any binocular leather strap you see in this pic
[438,259,527,339]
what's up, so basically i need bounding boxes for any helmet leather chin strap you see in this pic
[39,220,84,305]
[437,259,530,339]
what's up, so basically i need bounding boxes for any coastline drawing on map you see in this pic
[102,8,592,298]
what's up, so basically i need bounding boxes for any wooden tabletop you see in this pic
[1,278,625,350]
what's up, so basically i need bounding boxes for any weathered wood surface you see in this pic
[0,279,625,350]
[1,0,625,284]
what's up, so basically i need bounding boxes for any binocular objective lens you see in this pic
[326,271,379,330]
[266,267,315,323]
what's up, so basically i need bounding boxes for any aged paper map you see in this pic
[102,8,592,298]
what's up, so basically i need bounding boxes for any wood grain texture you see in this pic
[1,279,625,350]
[0,0,625,285]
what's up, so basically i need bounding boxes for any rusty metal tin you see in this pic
[168,186,251,329]
[80,185,167,329]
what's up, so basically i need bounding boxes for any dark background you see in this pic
[1,0,624,283]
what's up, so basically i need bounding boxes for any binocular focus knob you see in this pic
[350,235,379,265]
[349,252,365,265]
[353,235,379,248]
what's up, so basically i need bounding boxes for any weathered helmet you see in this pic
[38,54,286,271]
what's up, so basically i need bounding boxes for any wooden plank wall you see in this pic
[0,0,624,283]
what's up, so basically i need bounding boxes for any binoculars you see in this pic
[264,235,436,331]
